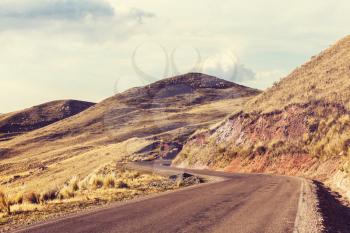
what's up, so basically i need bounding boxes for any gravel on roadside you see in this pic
[293,179,324,233]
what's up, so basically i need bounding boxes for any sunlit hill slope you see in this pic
[174,36,350,199]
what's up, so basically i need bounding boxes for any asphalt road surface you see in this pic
[14,161,301,233]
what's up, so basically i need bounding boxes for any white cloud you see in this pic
[0,0,114,20]
[241,70,287,90]
[1,0,350,112]
[128,8,155,24]
[0,0,155,40]
[201,51,256,83]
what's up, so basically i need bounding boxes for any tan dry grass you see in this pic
[246,35,350,113]
[0,163,179,231]
[0,191,10,215]
[175,36,350,177]
[0,95,251,198]
[103,175,116,188]
[22,192,40,205]
[11,203,43,214]
[0,72,257,193]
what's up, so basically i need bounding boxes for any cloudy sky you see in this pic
[0,0,349,113]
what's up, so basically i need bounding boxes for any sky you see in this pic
[0,0,349,113]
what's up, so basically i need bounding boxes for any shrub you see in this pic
[57,176,80,200]
[68,176,79,192]
[256,146,267,155]
[103,176,116,188]
[90,175,104,189]
[78,176,90,190]
[237,145,254,158]
[10,193,23,205]
[0,191,10,215]
[23,191,40,204]
[58,186,75,200]
[116,180,128,189]
[218,144,226,153]
[40,188,59,203]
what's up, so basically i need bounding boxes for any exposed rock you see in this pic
[173,35,350,201]
[169,173,202,186]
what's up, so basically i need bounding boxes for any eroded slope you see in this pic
[174,36,350,199]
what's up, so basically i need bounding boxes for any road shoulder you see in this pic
[293,178,324,233]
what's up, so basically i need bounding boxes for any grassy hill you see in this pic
[173,36,350,199]
[247,35,350,112]
[0,100,95,141]
[0,73,260,195]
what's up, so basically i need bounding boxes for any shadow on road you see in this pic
[314,181,350,233]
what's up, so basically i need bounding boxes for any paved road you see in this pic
[14,161,301,233]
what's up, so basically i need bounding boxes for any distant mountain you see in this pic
[0,100,95,139]
[174,36,350,199]
[0,73,260,192]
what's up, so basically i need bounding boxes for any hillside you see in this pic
[0,100,95,141]
[0,73,260,194]
[173,36,350,199]
[247,35,350,112]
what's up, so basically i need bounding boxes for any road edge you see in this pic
[293,178,325,233]
[10,163,226,233]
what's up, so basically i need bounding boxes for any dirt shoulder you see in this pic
[314,181,350,233]
[293,179,324,233]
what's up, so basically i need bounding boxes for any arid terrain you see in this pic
[0,73,260,230]
[10,162,313,233]
[2,36,350,232]
[1,0,350,232]
[174,36,350,202]
[0,162,202,232]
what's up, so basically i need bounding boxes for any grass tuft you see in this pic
[40,188,59,203]
[23,191,40,204]
[103,175,116,188]
[0,191,11,215]
[58,186,75,200]
[116,180,128,189]
[90,175,104,189]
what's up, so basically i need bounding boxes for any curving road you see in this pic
[14,161,302,233]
